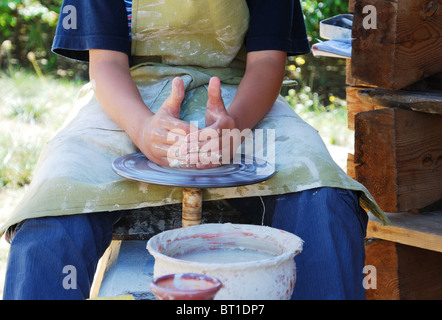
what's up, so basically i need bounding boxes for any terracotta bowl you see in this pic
[150,273,222,300]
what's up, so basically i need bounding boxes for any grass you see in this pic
[0,70,84,188]
[0,69,85,298]
[0,68,353,299]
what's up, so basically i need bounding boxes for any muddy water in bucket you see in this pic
[147,223,303,300]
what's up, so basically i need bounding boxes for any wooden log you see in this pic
[365,239,442,300]
[354,107,442,212]
[351,0,442,90]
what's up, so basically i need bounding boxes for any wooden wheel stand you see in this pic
[89,158,274,298]
[181,188,203,227]
[348,0,442,299]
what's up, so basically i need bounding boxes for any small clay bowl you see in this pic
[150,273,222,300]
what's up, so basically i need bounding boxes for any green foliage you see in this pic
[283,0,349,112]
[0,0,61,50]
[301,0,349,41]
[0,0,87,79]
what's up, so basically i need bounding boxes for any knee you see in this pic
[271,188,367,234]
[311,187,368,235]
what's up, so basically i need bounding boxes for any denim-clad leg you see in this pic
[3,211,121,300]
[4,187,367,300]
[228,187,368,300]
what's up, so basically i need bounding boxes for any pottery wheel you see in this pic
[112,152,275,188]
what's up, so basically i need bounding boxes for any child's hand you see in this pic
[138,77,240,169]
[137,77,200,168]
[196,77,240,169]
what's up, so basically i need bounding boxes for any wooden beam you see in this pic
[345,59,376,88]
[354,107,442,212]
[351,0,442,90]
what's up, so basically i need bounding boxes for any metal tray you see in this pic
[319,14,353,40]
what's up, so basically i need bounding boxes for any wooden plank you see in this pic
[351,0,442,90]
[90,240,122,298]
[347,86,442,130]
[367,210,442,252]
[357,88,442,115]
[354,108,442,212]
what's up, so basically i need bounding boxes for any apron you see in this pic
[0,0,389,237]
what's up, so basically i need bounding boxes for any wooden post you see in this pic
[182,188,203,227]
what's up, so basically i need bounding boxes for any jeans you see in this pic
[3,187,367,300]
[228,187,368,300]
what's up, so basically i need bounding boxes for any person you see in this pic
[1,0,389,300]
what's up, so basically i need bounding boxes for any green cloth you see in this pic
[0,0,389,237]
[130,0,250,68]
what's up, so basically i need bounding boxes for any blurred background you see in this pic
[0,0,351,298]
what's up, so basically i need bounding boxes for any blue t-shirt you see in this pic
[52,0,310,62]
